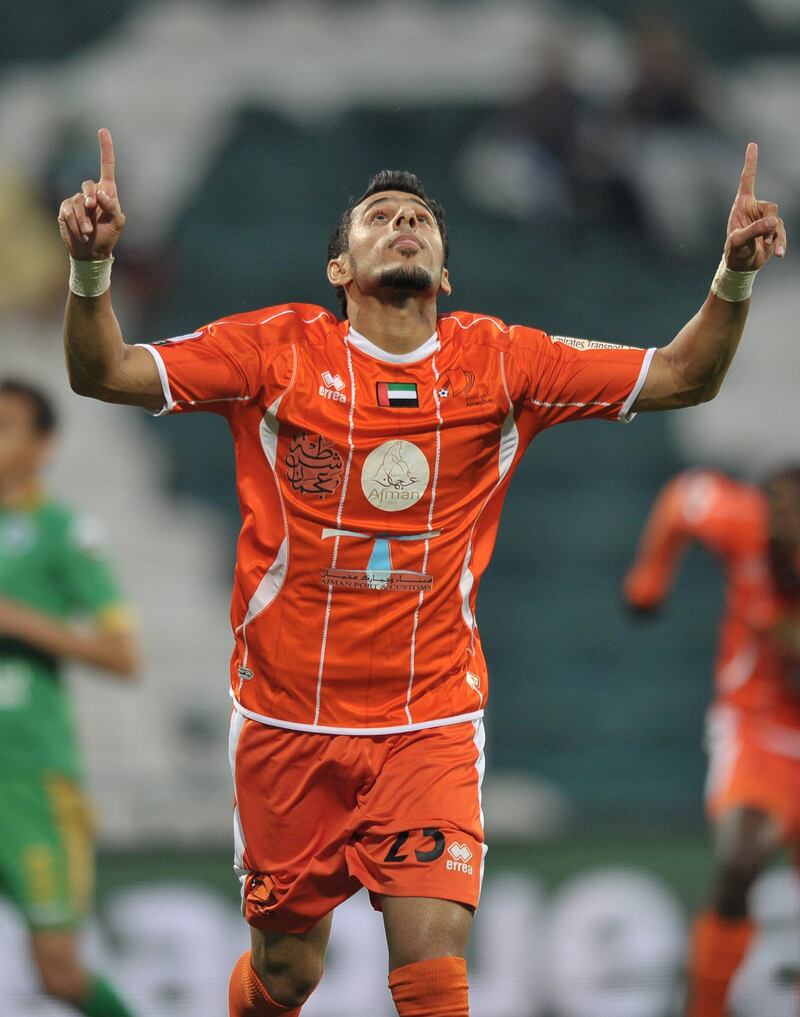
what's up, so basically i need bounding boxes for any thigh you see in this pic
[381,896,473,970]
[0,774,94,930]
[250,911,333,981]
[230,714,366,935]
[346,720,486,915]
[713,805,783,867]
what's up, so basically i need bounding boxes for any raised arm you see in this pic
[623,475,699,614]
[633,143,786,411]
[58,129,163,411]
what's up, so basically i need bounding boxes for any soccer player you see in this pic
[57,128,785,1017]
[624,467,800,1017]
[0,379,140,1016]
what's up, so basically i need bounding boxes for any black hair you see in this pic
[326,170,449,318]
[0,378,57,435]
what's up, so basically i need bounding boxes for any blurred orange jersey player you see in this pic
[624,467,800,1017]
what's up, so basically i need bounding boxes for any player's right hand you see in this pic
[58,128,125,261]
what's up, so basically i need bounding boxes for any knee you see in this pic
[711,856,762,917]
[251,947,323,1009]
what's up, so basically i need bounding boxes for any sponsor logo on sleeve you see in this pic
[550,336,635,351]
[360,440,430,512]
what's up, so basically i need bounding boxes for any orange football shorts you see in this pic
[705,705,800,840]
[229,712,486,934]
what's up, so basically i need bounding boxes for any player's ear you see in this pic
[439,267,452,297]
[327,256,352,287]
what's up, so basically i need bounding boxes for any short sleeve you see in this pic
[59,514,128,621]
[514,331,656,426]
[138,320,263,416]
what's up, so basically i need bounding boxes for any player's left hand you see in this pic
[724,143,787,270]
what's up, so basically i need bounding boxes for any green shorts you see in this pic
[0,774,94,929]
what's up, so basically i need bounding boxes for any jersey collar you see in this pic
[345,326,439,365]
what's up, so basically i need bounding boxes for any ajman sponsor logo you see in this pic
[361,439,430,513]
[446,842,474,875]
[285,432,344,500]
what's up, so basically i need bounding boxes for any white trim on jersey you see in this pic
[315,341,358,725]
[231,692,484,736]
[404,350,444,724]
[472,718,488,894]
[238,353,296,674]
[139,343,174,415]
[228,709,250,910]
[346,327,438,364]
[704,704,742,803]
[619,346,657,422]
[458,351,519,647]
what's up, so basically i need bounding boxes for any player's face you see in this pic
[328,190,451,303]
[0,395,50,484]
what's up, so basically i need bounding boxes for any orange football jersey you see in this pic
[625,470,800,728]
[143,304,653,733]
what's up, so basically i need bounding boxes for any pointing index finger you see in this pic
[98,128,116,185]
[738,141,758,197]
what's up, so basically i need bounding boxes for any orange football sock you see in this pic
[685,910,754,1017]
[228,952,302,1017]
[389,956,469,1016]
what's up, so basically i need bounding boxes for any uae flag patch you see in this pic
[376,381,419,408]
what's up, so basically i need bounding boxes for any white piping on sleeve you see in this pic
[619,347,657,422]
[139,344,174,416]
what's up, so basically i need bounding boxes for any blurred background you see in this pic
[1,0,799,1013]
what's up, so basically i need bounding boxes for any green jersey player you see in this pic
[0,378,139,1017]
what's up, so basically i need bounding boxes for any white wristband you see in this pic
[710,255,758,302]
[69,255,114,297]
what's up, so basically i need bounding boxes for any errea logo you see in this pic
[319,371,347,403]
[446,842,474,874]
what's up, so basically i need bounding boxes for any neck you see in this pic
[0,475,41,510]
[346,296,438,355]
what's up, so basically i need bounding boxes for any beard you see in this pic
[377,265,433,293]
